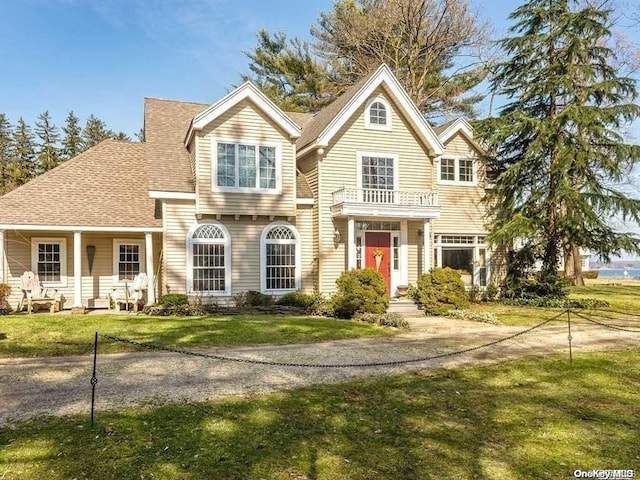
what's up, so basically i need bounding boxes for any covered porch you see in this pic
[0,226,162,312]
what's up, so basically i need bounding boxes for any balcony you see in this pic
[331,187,440,219]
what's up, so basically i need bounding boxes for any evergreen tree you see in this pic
[0,114,13,195]
[82,114,112,149]
[478,0,640,285]
[112,131,132,142]
[34,110,60,173]
[10,117,36,188]
[61,111,83,160]
[135,127,145,142]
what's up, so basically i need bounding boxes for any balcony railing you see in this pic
[332,187,439,207]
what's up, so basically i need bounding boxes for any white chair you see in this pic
[18,271,62,314]
[110,272,148,312]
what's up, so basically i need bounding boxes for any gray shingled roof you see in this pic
[145,97,208,193]
[0,140,161,228]
[295,71,377,150]
[432,119,458,136]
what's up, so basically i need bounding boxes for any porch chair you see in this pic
[17,271,63,314]
[109,272,148,312]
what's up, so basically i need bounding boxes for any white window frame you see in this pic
[356,152,399,191]
[260,221,301,294]
[31,237,67,288]
[112,239,145,286]
[186,221,231,296]
[437,156,477,186]
[434,234,490,287]
[212,138,282,194]
[364,96,392,131]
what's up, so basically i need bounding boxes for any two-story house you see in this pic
[0,65,490,310]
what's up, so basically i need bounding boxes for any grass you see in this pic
[1,350,638,479]
[470,284,640,326]
[0,314,394,358]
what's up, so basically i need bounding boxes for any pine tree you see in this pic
[112,131,132,142]
[135,128,145,142]
[82,114,112,149]
[61,111,83,160]
[34,111,60,173]
[478,0,640,285]
[0,114,13,195]
[10,117,36,188]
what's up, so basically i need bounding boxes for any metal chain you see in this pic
[589,307,640,321]
[101,311,566,369]
[572,311,640,333]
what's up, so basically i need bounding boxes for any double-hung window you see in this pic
[261,223,300,293]
[188,223,230,295]
[359,153,397,204]
[31,238,67,287]
[113,240,144,285]
[214,141,279,192]
[438,157,475,185]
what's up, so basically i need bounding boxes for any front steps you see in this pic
[387,297,422,317]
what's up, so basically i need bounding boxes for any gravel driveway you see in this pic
[1,316,638,426]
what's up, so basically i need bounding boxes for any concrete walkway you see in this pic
[1,316,638,426]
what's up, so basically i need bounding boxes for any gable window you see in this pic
[112,239,145,285]
[187,222,231,295]
[365,97,392,130]
[261,222,301,293]
[31,238,67,287]
[214,140,280,193]
[438,157,476,185]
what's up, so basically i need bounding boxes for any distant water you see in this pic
[596,268,640,278]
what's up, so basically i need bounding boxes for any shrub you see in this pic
[354,312,410,329]
[159,294,188,307]
[414,267,469,315]
[233,290,274,308]
[276,291,317,309]
[583,271,599,279]
[444,309,498,325]
[332,268,389,319]
[143,304,195,316]
[482,283,499,302]
[309,295,335,317]
[0,283,11,315]
[501,297,609,309]
[468,285,482,303]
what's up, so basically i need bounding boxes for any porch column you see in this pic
[423,219,431,273]
[400,220,408,285]
[0,229,5,284]
[347,216,356,270]
[73,231,82,308]
[145,232,156,304]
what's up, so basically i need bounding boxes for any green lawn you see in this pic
[471,284,640,326]
[1,350,637,479]
[0,314,394,358]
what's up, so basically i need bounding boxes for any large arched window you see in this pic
[260,222,301,293]
[187,222,231,295]
[365,97,391,130]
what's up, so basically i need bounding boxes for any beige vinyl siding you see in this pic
[163,199,309,297]
[196,99,296,217]
[4,231,160,310]
[433,132,487,235]
[297,151,319,290]
[296,204,315,292]
[317,87,434,292]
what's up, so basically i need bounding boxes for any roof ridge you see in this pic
[144,96,209,106]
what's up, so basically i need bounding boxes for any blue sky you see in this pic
[0,0,520,136]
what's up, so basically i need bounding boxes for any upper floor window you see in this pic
[365,97,392,131]
[438,157,476,185]
[214,140,280,193]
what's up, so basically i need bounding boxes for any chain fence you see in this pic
[89,307,640,425]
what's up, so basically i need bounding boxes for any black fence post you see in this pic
[567,310,573,366]
[90,332,98,426]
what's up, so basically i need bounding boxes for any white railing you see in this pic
[332,188,439,207]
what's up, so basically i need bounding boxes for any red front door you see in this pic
[365,232,391,294]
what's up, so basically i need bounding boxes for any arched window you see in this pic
[366,97,391,130]
[187,222,231,294]
[261,222,301,293]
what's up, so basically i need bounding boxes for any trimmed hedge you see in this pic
[332,268,389,319]
[276,291,317,309]
[159,294,188,307]
[501,297,610,309]
[354,312,410,329]
[413,267,469,315]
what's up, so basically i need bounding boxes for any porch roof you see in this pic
[0,140,161,229]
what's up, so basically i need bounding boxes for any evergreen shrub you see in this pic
[413,267,469,315]
[332,268,388,319]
